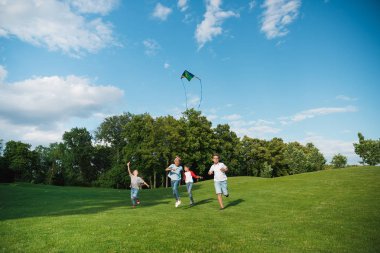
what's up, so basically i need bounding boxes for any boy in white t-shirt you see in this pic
[208,154,229,210]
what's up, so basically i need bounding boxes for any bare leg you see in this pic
[217,194,224,209]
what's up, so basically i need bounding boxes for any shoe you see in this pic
[178,200,181,206]
[136,199,141,205]
[175,201,179,208]
[190,203,194,207]
[224,194,229,197]
[219,207,224,210]
[132,205,136,209]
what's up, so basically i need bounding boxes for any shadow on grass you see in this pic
[224,198,244,209]
[182,198,214,209]
[0,183,196,220]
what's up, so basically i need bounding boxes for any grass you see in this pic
[0,166,379,252]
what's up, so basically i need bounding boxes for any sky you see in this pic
[0,0,379,164]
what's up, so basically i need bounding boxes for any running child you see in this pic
[208,154,229,210]
[165,156,183,207]
[183,164,202,206]
[127,162,150,208]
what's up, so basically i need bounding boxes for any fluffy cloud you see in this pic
[249,0,256,11]
[301,133,358,164]
[143,39,160,56]
[0,65,123,145]
[336,95,358,101]
[280,106,358,124]
[222,114,242,121]
[195,0,239,49]
[69,0,119,15]
[229,119,281,137]
[152,3,172,21]
[261,0,301,39]
[164,62,170,69]
[0,0,117,57]
[178,0,189,12]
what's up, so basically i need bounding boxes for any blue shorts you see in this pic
[214,180,228,195]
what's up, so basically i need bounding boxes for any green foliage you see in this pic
[62,127,95,185]
[3,141,33,181]
[354,132,380,166]
[331,153,348,168]
[0,110,333,187]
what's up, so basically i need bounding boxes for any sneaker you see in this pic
[136,199,141,205]
[178,200,181,206]
[175,200,181,208]
[132,205,136,209]
[175,201,179,207]
[224,194,229,197]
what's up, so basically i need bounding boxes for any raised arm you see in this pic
[127,162,132,176]
[142,180,150,188]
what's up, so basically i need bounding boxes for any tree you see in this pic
[3,141,33,181]
[331,154,347,168]
[214,124,242,176]
[354,133,380,166]
[95,113,133,164]
[284,142,309,175]
[62,128,95,185]
[179,109,216,175]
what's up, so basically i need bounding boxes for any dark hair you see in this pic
[212,153,220,159]
[184,163,192,169]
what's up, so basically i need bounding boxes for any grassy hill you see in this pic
[1,166,379,252]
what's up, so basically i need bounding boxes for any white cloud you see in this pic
[152,3,172,21]
[69,0,119,15]
[178,0,189,12]
[222,114,242,121]
[164,62,170,69]
[280,106,358,124]
[0,0,117,57]
[0,65,124,146]
[143,39,160,56]
[249,0,256,11]
[187,94,201,108]
[336,95,358,101]
[195,0,239,49]
[260,0,301,39]
[206,114,218,121]
[229,119,281,137]
[301,133,358,164]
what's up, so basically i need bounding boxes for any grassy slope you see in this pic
[0,166,379,253]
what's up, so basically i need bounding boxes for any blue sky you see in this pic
[0,0,379,163]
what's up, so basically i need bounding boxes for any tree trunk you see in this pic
[153,170,157,189]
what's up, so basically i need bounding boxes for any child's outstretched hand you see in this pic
[127,161,131,167]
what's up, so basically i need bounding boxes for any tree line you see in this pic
[0,109,378,188]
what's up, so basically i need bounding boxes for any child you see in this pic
[208,154,229,210]
[127,162,150,208]
[183,164,202,206]
[165,156,183,207]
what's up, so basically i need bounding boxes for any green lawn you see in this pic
[1,166,379,252]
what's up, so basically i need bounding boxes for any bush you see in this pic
[331,154,347,168]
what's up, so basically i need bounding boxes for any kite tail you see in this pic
[181,78,188,110]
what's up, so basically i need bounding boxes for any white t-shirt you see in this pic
[184,171,193,183]
[209,162,227,182]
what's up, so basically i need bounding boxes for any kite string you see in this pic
[197,78,203,110]
[181,78,188,110]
